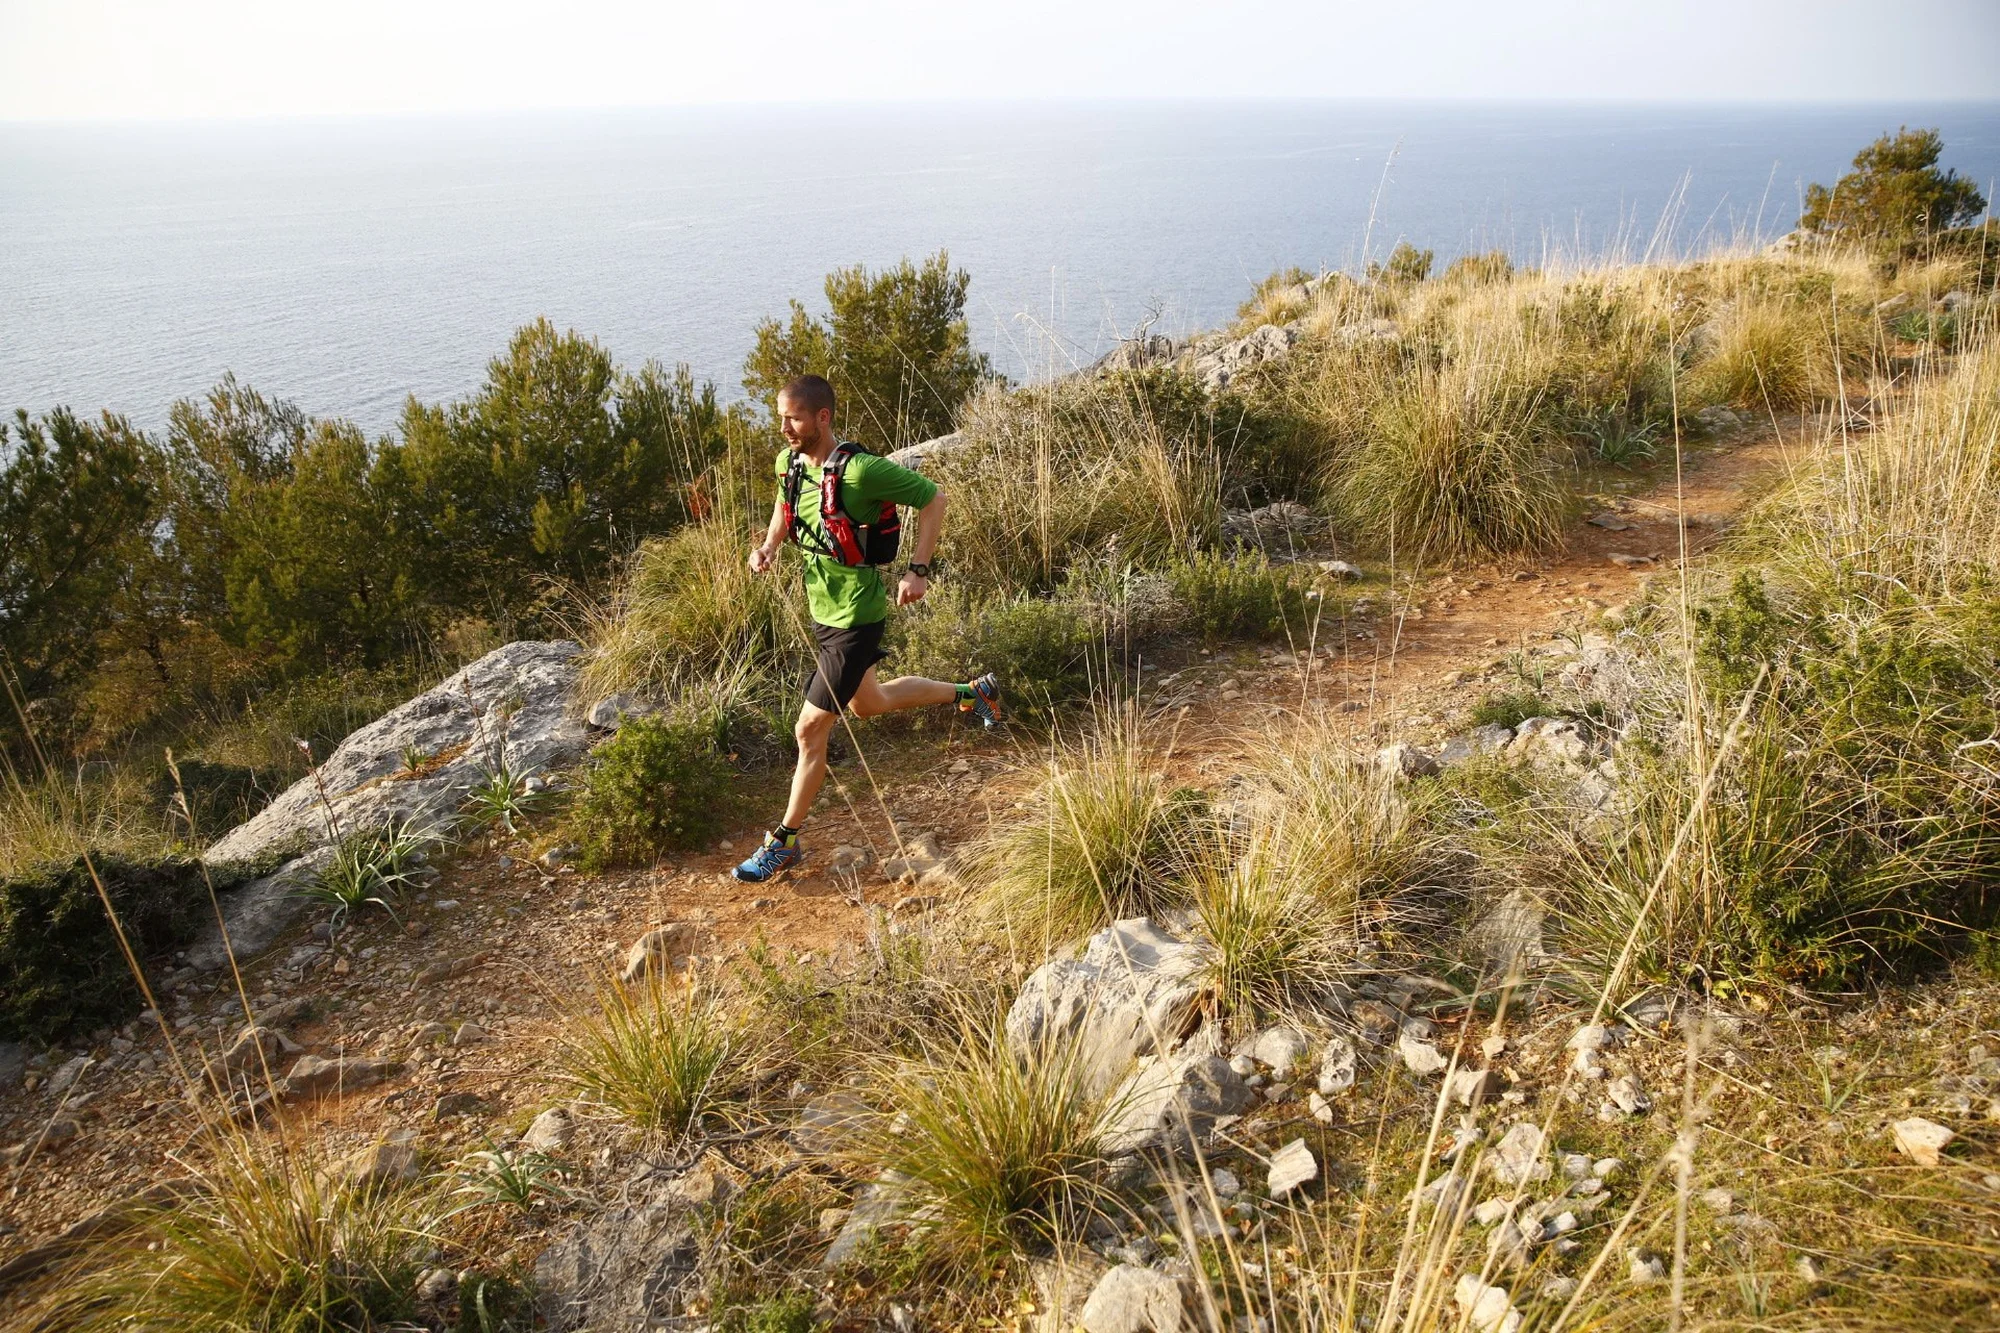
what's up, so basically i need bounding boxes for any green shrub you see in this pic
[1166,548,1325,644]
[555,973,756,1136]
[0,854,260,1042]
[1367,241,1434,285]
[568,715,732,871]
[718,1288,819,1333]
[1440,250,1516,285]
[1469,689,1556,730]
[893,586,1101,718]
[1559,574,2000,994]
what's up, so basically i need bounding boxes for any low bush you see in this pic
[1166,549,1327,644]
[0,853,260,1042]
[1331,354,1570,562]
[567,714,732,871]
[1468,689,1556,730]
[1558,575,2000,995]
[151,758,275,842]
[1190,822,1350,1025]
[892,586,1101,718]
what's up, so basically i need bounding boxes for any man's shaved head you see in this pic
[781,374,835,419]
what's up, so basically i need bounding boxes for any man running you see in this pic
[732,374,1001,884]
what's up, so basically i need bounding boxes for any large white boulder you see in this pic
[1005,918,1208,1094]
[189,641,592,969]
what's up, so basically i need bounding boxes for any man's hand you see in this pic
[895,572,929,607]
[748,543,779,575]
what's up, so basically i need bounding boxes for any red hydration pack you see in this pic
[781,442,902,566]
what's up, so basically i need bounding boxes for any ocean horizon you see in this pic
[5,98,1999,437]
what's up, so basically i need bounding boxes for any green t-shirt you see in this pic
[775,445,938,628]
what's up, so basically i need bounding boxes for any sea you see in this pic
[4,100,1999,437]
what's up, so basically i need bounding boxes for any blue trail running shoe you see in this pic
[961,672,1003,728]
[732,831,802,883]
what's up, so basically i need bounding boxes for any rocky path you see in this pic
[0,424,1800,1299]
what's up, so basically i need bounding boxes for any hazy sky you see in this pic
[2,0,1997,121]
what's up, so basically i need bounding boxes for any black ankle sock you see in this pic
[772,823,800,843]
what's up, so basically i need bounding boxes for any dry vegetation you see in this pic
[7,235,2000,1332]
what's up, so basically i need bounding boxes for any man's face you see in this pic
[777,393,829,450]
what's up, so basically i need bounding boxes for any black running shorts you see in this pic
[804,619,889,713]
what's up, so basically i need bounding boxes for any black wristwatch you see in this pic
[906,562,931,579]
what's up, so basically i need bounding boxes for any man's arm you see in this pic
[749,495,787,573]
[895,488,945,606]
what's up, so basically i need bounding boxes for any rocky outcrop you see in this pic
[189,641,592,970]
[1005,918,1208,1094]
[535,1192,701,1331]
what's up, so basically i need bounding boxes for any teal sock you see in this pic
[954,682,976,702]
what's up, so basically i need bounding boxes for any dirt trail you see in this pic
[0,426,1799,1279]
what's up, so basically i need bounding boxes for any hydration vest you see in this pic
[781,442,902,567]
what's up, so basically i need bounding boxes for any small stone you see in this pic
[337,1139,423,1190]
[1307,1091,1335,1124]
[1560,1153,1592,1180]
[433,898,459,911]
[416,1267,458,1302]
[1490,1123,1549,1186]
[1453,1274,1523,1333]
[410,1021,452,1043]
[748,896,777,910]
[881,832,947,882]
[1592,1157,1624,1181]
[452,1023,490,1046]
[1079,1264,1187,1333]
[1627,1249,1667,1284]
[1249,1026,1309,1080]
[44,1055,90,1099]
[1891,1116,1954,1166]
[1586,512,1634,531]
[621,922,698,982]
[1449,1067,1503,1106]
[1607,552,1656,569]
[1794,1254,1825,1283]
[1316,1036,1358,1096]
[1607,1072,1651,1115]
[1267,1139,1318,1199]
[1228,1054,1258,1078]
[520,1107,573,1152]
[1699,1187,1737,1214]
[1398,1024,1447,1077]
[1318,559,1362,580]
[1480,1034,1507,1060]
[1473,1197,1512,1226]
[1210,1168,1240,1197]
[948,758,972,774]
[433,1091,490,1121]
[1262,1081,1293,1104]
[1540,1276,1579,1302]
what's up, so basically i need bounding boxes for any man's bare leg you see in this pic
[783,702,840,830]
[847,667,957,718]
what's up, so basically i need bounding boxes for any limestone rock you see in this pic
[1397,1021,1446,1076]
[1891,1116,1955,1167]
[336,1137,422,1190]
[433,1091,490,1120]
[1102,1050,1256,1155]
[1190,323,1298,393]
[536,1198,699,1331]
[1467,888,1546,980]
[1450,1067,1503,1107]
[1247,1026,1309,1080]
[505,1109,569,1157]
[193,641,592,968]
[880,832,946,883]
[886,430,971,470]
[586,693,654,730]
[1453,1274,1523,1333]
[1438,724,1514,766]
[215,1025,303,1081]
[44,1056,90,1099]
[1316,1036,1358,1096]
[1006,917,1207,1094]
[1507,716,1592,770]
[823,1171,910,1267]
[1627,1248,1667,1284]
[281,1054,396,1100]
[1079,1263,1187,1333]
[621,923,699,982]
[0,1043,25,1089]
[1489,1122,1550,1187]
[1267,1138,1318,1199]
[1606,1072,1651,1116]
[1376,742,1440,782]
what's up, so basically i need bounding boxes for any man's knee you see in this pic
[794,709,837,753]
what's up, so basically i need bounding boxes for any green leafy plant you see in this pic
[447,1144,569,1217]
[1799,126,1987,246]
[894,586,1101,719]
[567,714,731,871]
[1166,548,1326,644]
[304,816,436,929]
[1469,689,1555,730]
[462,763,543,836]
